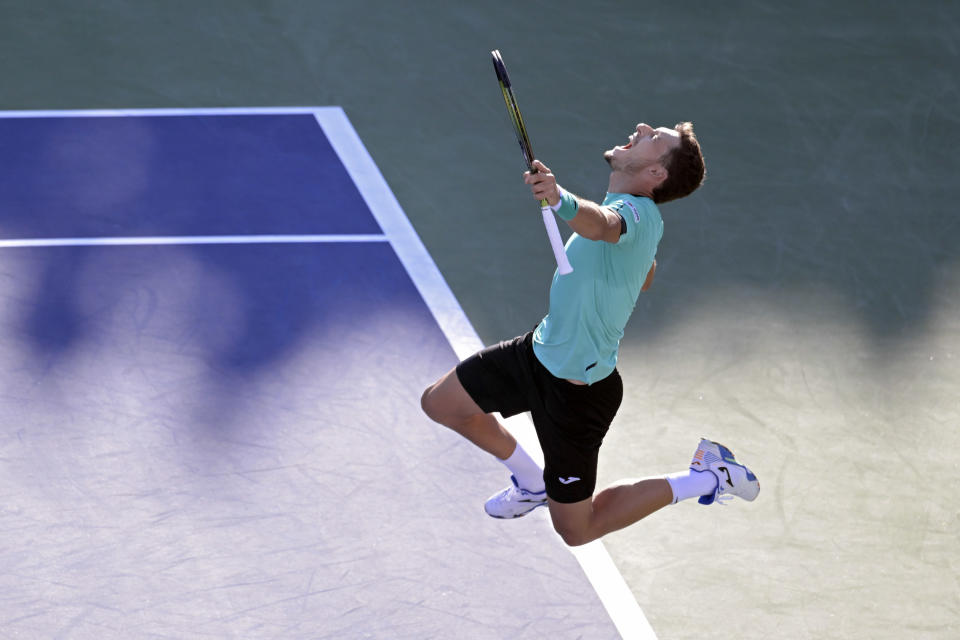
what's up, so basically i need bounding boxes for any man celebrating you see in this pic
[421,122,758,546]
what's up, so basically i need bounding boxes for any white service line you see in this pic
[0,106,342,119]
[0,234,388,249]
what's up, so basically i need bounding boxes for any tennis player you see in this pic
[421,122,758,546]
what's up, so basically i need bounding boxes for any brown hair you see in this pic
[651,122,705,204]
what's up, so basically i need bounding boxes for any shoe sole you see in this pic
[484,500,547,519]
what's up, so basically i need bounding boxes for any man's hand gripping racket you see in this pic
[491,50,573,275]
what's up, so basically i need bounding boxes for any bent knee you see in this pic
[420,369,482,427]
[420,384,440,420]
[420,381,461,425]
[552,522,594,547]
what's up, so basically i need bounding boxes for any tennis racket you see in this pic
[491,49,573,275]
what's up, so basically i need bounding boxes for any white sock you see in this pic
[500,444,545,493]
[666,469,718,504]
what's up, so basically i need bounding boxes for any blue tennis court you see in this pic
[0,109,652,638]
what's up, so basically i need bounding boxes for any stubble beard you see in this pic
[605,149,643,173]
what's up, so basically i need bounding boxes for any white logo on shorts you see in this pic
[558,476,581,485]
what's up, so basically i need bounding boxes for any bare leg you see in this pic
[547,478,673,547]
[421,367,517,460]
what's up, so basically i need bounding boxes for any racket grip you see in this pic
[541,206,574,275]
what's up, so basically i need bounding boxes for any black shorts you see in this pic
[455,331,623,503]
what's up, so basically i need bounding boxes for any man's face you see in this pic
[604,123,681,174]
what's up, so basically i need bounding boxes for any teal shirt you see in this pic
[533,193,663,384]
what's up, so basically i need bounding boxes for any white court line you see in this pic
[316,107,658,640]
[0,235,388,249]
[0,107,657,640]
[0,106,341,119]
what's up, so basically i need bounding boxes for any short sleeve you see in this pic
[608,197,657,250]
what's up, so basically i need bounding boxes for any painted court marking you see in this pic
[0,235,388,248]
[0,107,657,640]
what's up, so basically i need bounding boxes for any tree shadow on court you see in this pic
[1,0,958,427]
[0,113,398,430]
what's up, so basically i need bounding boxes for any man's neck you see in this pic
[608,171,652,199]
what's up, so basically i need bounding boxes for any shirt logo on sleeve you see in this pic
[624,200,641,223]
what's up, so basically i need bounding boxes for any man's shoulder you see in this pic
[602,193,661,227]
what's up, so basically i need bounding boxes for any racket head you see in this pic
[505,94,535,169]
[492,50,558,253]
[491,49,511,87]
[491,50,536,170]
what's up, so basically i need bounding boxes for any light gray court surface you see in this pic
[2,3,959,637]
[0,108,652,639]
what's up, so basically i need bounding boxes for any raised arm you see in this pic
[524,160,623,244]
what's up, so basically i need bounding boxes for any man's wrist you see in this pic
[550,186,579,220]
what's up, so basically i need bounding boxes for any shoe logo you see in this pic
[717,466,734,487]
[558,476,581,485]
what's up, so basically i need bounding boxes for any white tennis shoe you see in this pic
[484,475,547,519]
[690,438,760,505]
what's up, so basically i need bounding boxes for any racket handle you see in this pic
[541,205,574,275]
